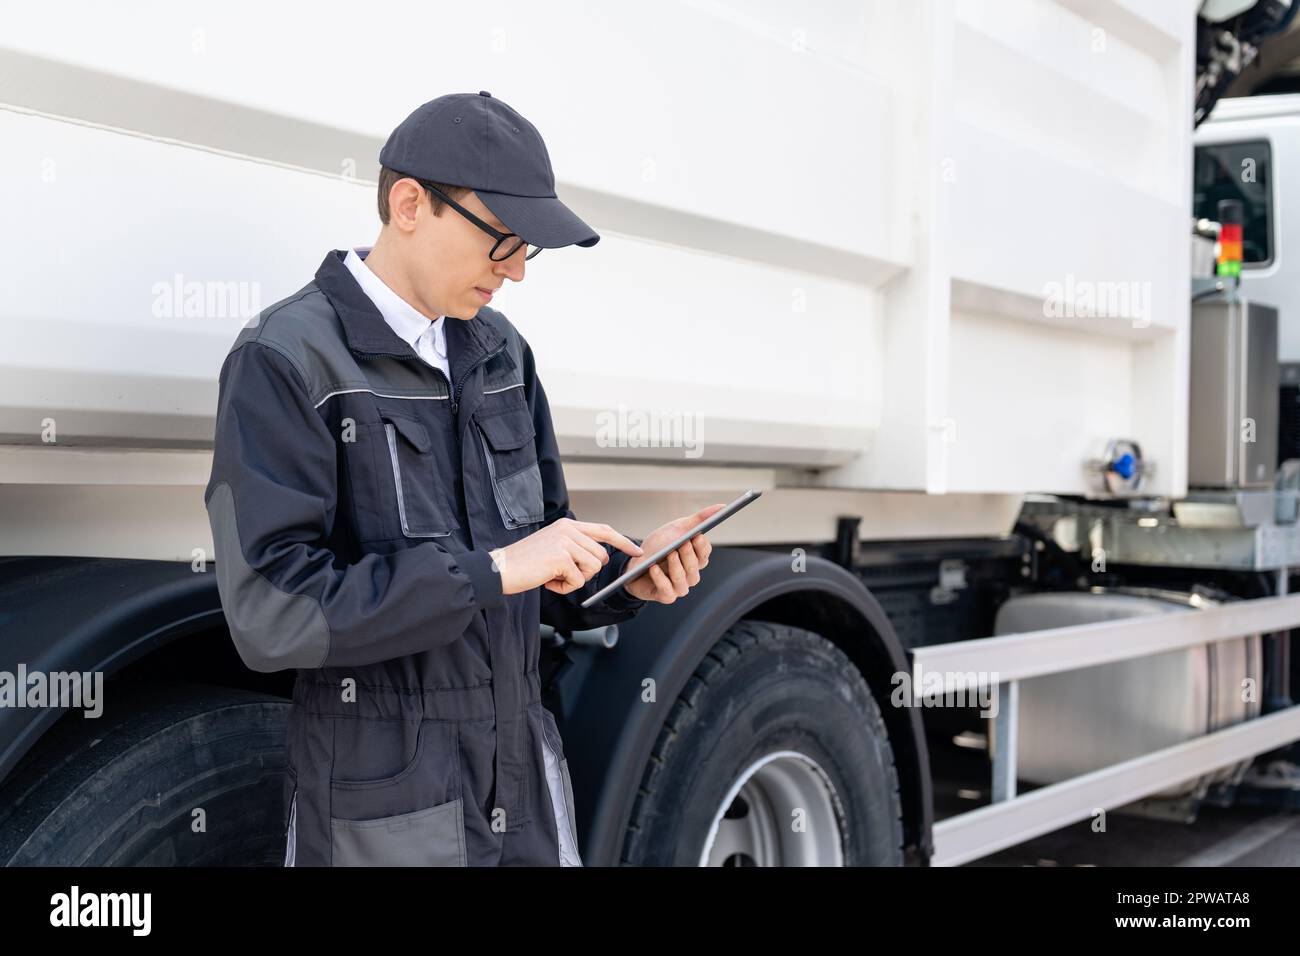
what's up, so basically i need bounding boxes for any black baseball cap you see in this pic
[378,91,599,250]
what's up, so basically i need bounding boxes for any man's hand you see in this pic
[489,517,643,596]
[620,503,724,604]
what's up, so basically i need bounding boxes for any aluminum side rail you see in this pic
[913,593,1300,866]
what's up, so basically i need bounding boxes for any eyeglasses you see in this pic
[416,180,544,262]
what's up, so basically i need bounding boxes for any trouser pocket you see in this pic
[328,719,466,866]
[331,799,466,866]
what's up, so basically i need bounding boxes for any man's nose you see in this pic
[494,248,526,282]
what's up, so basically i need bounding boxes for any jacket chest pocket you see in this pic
[383,413,458,538]
[473,407,545,529]
[345,411,457,542]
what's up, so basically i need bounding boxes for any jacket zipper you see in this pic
[451,340,507,418]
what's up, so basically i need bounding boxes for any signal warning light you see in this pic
[1216,199,1244,279]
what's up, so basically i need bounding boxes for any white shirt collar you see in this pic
[342,247,446,359]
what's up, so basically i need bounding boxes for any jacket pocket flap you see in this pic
[383,414,431,453]
[476,410,535,452]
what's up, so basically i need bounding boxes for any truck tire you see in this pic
[620,619,904,866]
[0,681,290,866]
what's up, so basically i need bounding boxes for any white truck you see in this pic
[1,0,1299,866]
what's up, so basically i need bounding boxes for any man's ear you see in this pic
[387,177,425,233]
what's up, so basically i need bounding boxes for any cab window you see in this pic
[1193,139,1273,267]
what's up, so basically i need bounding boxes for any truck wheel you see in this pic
[0,682,289,866]
[620,620,904,866]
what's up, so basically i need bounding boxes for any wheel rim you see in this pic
[698,750,845,866]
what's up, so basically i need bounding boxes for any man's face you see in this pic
[393,179,527,320]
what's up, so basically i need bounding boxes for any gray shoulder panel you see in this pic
[229,282,450,404]
[231,283,356,402]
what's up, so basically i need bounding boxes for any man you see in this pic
[204,91,720,866]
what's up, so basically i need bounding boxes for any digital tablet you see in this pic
[580,489,763,608]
